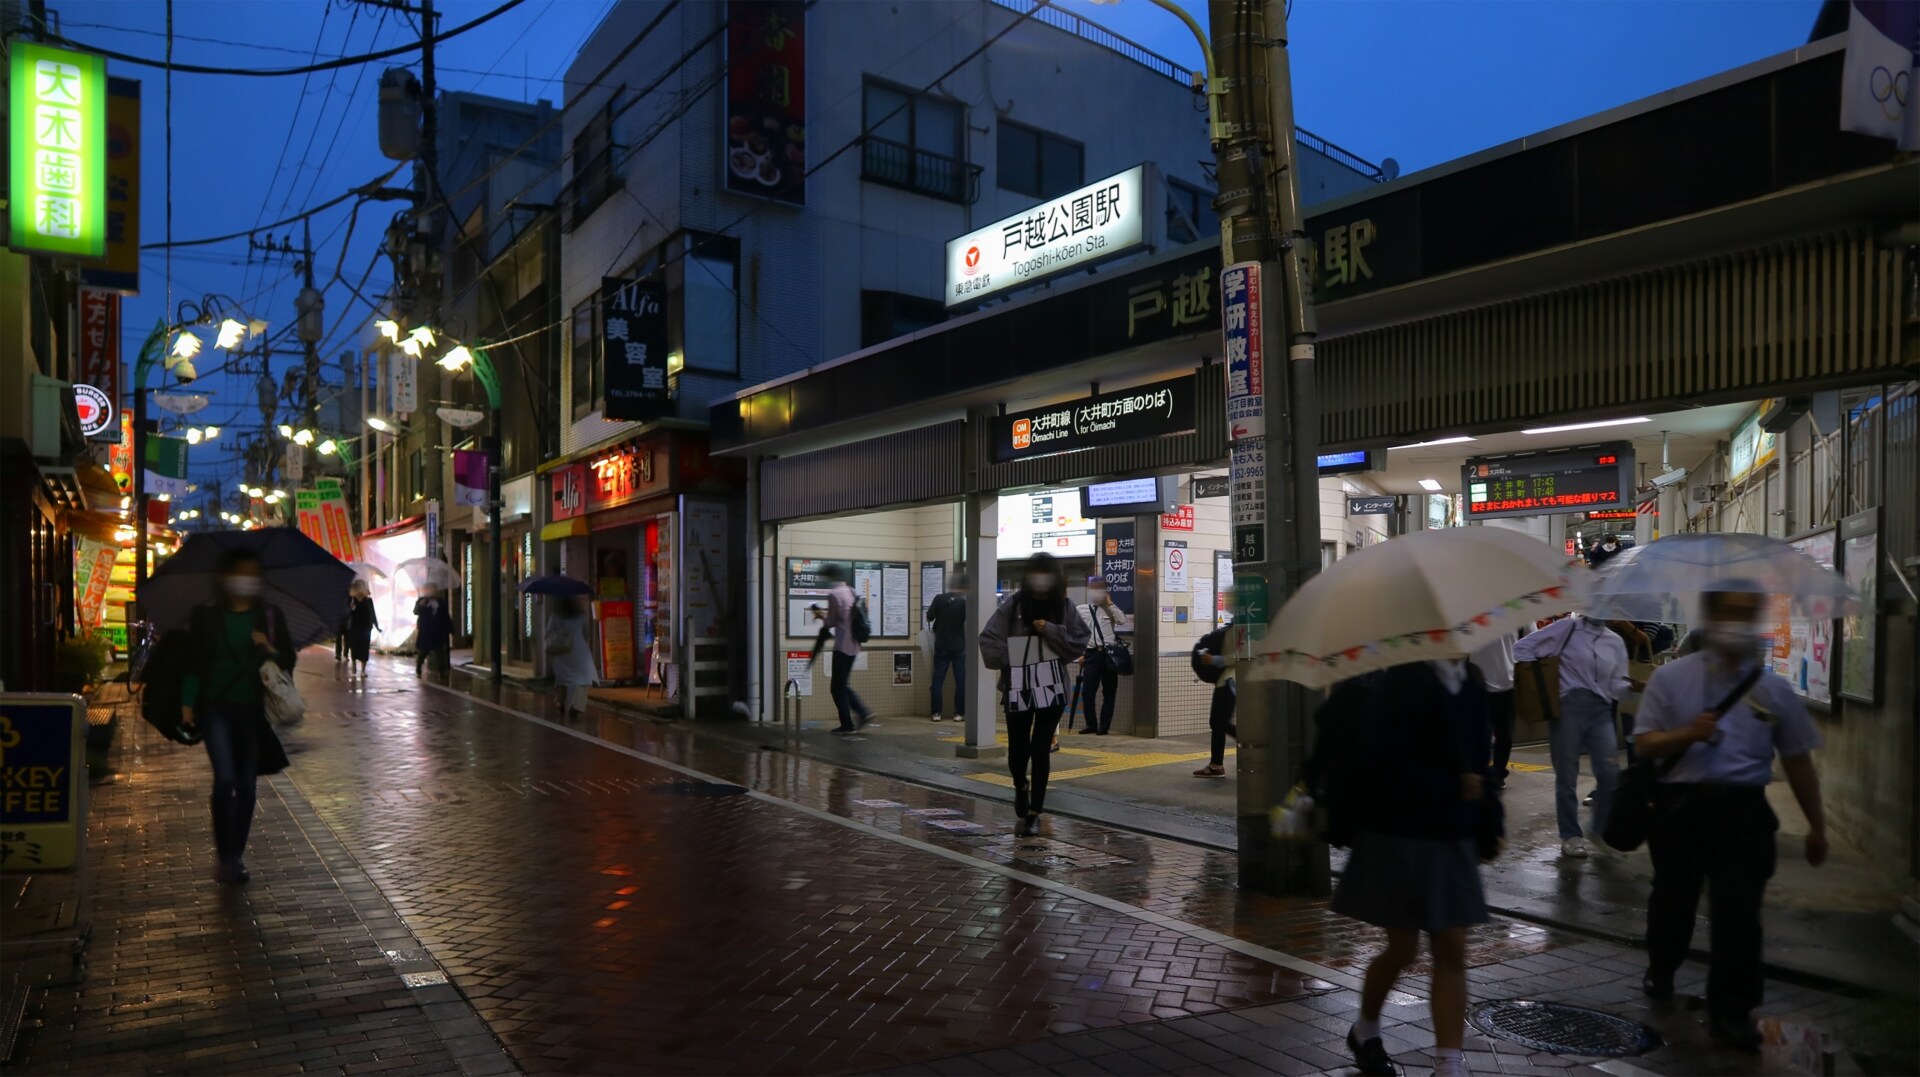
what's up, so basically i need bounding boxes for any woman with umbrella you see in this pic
[180,548,297,885]
[414,584,455,677]
[343,578,380,680]
[524,575,600,720]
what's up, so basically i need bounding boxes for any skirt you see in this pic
[1331,830,1489,934]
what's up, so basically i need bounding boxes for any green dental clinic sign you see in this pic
[9,42,107,258]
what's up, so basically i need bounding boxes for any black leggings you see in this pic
[1006,705,1064,814]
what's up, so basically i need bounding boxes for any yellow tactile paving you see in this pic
[936,735,1235,786]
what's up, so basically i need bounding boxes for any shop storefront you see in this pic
[538,426,740,711]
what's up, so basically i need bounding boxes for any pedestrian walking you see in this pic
[1515,613,1641,857]
[1323,659,1503,1077]
[1585,532,1626,568]
[544,595,600,720]
[413,585,454,677]
[821,564,877,735]
[1191,624,1235,778]
[980,552,1089,836]
[925,572,967,722]
[343,578,379,680]
[1073,576,1129,735]
[1632,588,1826,1051]
[1468,630,1519,787]
[179,548,296,886]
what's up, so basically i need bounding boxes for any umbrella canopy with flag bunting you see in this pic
[520,573,593,597]
[395,556,457,591]
[138,527,355,648]
[1584,532,1860,623]
[1244,527,1582,689]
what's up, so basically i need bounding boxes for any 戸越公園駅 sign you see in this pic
[994,375,1195,463]
[9,42,107,259]
[1463,442,1635,521]
[945,165,1150,307]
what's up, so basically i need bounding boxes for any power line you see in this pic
[244,1,334,303]
[140,163,403,250]
[29,0,529,77]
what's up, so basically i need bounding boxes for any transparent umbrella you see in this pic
[1245,527,1583,689]
[394,556,457,591]
[343,561,387,580]
[1585,532,1858,623]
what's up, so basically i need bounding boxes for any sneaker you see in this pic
[1583,790,1596,806]
[1432,1054,1469,1077]
[1346,1028,1400,1076]
[1561,837,1590,858]
[857,714,879,730]
[952,714,964,724]
[830,726,858,736]
[1017,816,1040,837]
[1193,764,1227,778]
[930,713,943,722]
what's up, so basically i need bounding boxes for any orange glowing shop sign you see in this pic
[583,438,662,512]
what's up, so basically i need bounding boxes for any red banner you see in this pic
[77,289,120,439]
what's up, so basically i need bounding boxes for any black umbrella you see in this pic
[520,573,593,597]
[139,527,356,648]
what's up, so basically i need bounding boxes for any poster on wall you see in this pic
[881,562,910,638]
[785,652,813,695]
[892,652,913,686]
[1215,550,1234,626]
[723,0,807,205]
[1773,527,1837,706]
[1839,510,1878,704]
[920,562,946,613]
[787,596,828,638]
[853,561,884,628]
[1099,521,1136,622]
[683,501,730,640]
[600,599,636,681]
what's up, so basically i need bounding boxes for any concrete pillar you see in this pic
[959,492,1005,759]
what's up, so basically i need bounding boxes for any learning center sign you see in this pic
[10,42,107,259]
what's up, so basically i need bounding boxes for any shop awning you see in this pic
[540,517,588,541]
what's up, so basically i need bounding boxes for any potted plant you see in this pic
[54,633,111,693]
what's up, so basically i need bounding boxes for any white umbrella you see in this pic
[344,561,387,580]
[1585,532,1858,623]
[395,556,457,590]
[1244,527,1582,688]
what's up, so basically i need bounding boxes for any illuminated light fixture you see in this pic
[249,318,269,337]
[215,318,247,350]
[247,486,264,498]
[437,345,473,371]
[317,439,338,455]
[292,429,315,446]
[119,494,129,508]
[184,428,203,445]
[1389,436,1476,450]
[400,325,436,356]
[277,424,294,437]
[375,319,401,342]
[1522,417,1651,436]
[1418,478,1445,492]
[235,480,250,491]
[272,488,287,498]
[366,416,393,433]
[155,492,171,502]
[114,526,135,542]
[172,361,199,381]
[170,330,202,360]
[667,350,685,375]
[203,425,220,439]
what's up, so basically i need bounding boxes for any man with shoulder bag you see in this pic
[1628,588,1826,1052]
[1074,576,1130,736]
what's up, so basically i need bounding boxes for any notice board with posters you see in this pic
[1772,527,1837,708]
[786,557,847,639]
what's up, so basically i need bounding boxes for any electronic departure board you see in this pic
[1462,442,1634,521]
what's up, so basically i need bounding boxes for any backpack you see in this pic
[136,627,203,745]
[1191,627,1229,684]
[850,598,873,644]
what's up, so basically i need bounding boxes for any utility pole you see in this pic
[299,220,321,429]
[1211,0,1326,895]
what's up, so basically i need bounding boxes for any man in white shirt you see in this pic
[1515,614,1640,857]
[1073,576,1129,735]
[1469,630,1521,788]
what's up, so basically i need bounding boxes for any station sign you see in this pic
[1463,441,1634,521]
[1317,449,1381,476]
[945,165,1150,307]
[10,43,107,259]
[994,374,1194,463]
[1347,495,1396,515]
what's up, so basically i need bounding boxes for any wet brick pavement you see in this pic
[10,656,1912,1076]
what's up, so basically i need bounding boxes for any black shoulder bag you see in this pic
[1603,664,1764,852]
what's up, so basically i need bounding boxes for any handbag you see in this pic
[1005,630,1069,714]
[546,620,575,656]
[1603,665,1764,852]
[1514,623,1575,723]
[1088,607,1134,676]
[259,660,306,728]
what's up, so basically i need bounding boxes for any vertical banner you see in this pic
[315,477,359,561]
[600,277,671,422]
[390,352,418,415]
[425,498,443,561]
[8,42,107,258]
[1099,520,1137,620]
[724,0,807,204]
[142,434,191,497]
[1839,1,1919,149]
[295,488,326,547]
[74,538,117,630]
[1230,440,1267,564]
[452,449,488,507]
[80,76,140,293]
[1221,261,1264,440]
[76,289,119,439]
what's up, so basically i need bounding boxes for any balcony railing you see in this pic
[860,136,983,205]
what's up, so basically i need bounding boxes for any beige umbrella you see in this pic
[1244,526,1582,688]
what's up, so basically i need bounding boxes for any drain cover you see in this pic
[1470,1001,1660,1057]
[650,781,748,797]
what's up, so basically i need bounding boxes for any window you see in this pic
[570,297,601,420]
[860,291,947,348]
[1166,180,1219,245]
[861,78,976,203]
[996,121,1084,200]
[569,99,618,226]
[675,233,739,376]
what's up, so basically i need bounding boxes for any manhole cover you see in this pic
[649,781,748,797]
[1470,1001,1660,1057]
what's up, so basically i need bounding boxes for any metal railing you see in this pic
[860,135,984,204]
[988,0,1387,183]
